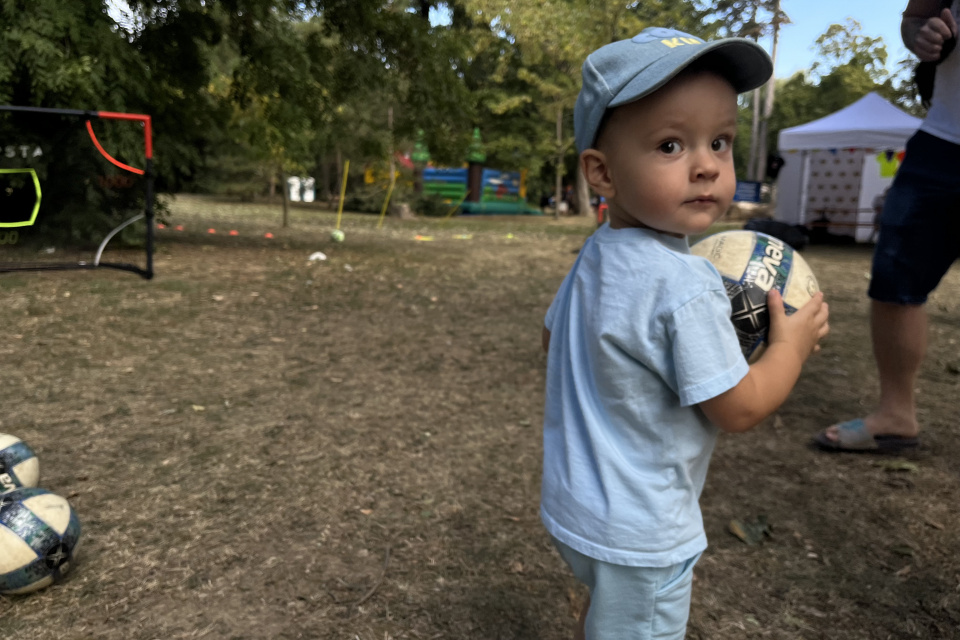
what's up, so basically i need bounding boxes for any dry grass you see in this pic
[1,195,959,639]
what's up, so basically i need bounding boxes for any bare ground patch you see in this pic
[1,198,959,639]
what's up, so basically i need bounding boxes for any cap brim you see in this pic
[610,38,773,109]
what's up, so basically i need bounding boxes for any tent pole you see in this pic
[799,151,811,226]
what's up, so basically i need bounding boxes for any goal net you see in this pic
[0,106,154,279]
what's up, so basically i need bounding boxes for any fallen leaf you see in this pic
[874,460,919,472]
[192,405,205,412]
[728,515,772,545]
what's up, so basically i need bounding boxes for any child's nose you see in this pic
[691,149,720,181]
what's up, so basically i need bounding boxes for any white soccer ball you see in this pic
[0,433,39,494]
[0,488,81,595]
[691,230,820,362]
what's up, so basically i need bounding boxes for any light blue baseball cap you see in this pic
[574,27,773,153]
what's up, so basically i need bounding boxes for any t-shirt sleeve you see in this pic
[668,289,749,407]
[545,289,560,330]
[545,251,584,331]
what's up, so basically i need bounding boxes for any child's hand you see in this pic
[766,289,829,363]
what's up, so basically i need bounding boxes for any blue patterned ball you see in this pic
[0,434,39,494]
[0,488,81,594]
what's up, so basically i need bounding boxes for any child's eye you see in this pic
[712,137,731,152]
[658,141,682,154]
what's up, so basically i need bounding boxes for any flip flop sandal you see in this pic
[813,418,920,454]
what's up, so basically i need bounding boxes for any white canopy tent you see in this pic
[775,92,922,242]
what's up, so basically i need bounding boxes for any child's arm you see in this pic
[699,289,829,434]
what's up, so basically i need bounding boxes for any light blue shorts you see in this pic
[552,537,701,640]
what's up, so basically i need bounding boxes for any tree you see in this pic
[704,0,790,182]
[810,19,888,84]
[0,0,154,240]
[463,0,711,217]
[766,20,898,162]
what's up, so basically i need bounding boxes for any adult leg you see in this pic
[869,300,925,437]
[817,130,959,450]
[819,300,925,445]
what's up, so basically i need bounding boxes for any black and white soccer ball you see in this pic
[691,230,820,362]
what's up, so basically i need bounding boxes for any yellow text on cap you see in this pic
[661,37,703,48]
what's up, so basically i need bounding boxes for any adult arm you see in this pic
[902,0,958,61]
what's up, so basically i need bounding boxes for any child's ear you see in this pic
[580,149,615,198]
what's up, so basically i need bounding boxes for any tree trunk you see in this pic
[321,154,331,202]
[746,3,761,181]
[335,147,342,208]
[756,0,782,188]
[388,107,395,191]
[748,88,761,181]
[554,108,563,219]
[280,167,289,228]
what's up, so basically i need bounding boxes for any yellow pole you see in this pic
[376,176,396,229]
[335,159,350,230]
[443,190,470,220]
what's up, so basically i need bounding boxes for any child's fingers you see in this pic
[816,302,830,335]
[766,288,785,318]
[795,291,824,317]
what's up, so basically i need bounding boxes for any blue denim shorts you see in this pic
[870,130,960,304]
[552,537,701,640]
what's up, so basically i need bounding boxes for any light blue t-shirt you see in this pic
[541,223,749,568]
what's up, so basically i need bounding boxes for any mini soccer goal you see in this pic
[0,105,154,279]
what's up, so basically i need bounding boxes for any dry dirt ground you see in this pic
[1,195,959,640]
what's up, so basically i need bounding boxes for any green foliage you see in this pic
[343,183,395,214]
[0,0,920,221]
[704,0,785,39]
[411,192,451,217]
[766,18,910,157]
[811,19,887,84]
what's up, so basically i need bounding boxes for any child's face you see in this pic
[590,72,739,237]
